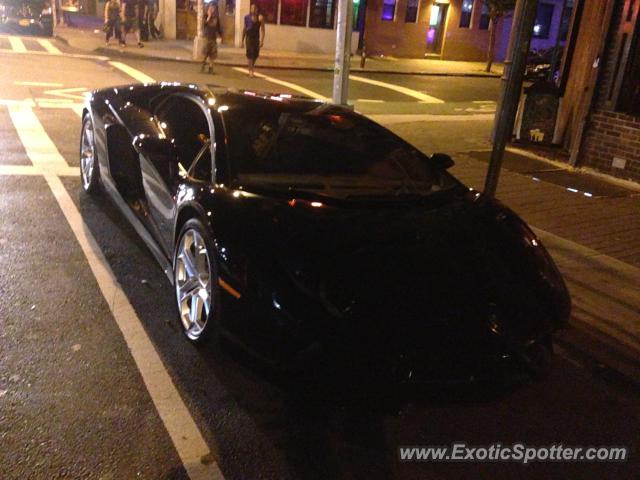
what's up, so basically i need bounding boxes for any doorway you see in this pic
[426,3,449,55]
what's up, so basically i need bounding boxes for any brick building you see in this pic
[555,0,640,182]
[362,0,571,61]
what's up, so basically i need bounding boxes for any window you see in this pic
[381,0,396,21]
[532,3,554,39]
[558,2,573,41]
[254,0,277,23]
[405,0,418,23]
[479,1,490,29]
[225,0,234,15]
[309,0,334,28]
[609,0,640,114]
[280,0,308,25]
[156,96,211,177]
[459,0,473,28]
[221,102,456,196]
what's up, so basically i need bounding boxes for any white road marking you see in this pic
[43,87,88,101]
[37,38,62,54]
[349,75,445,104]
[370,113,494,124]
[8,104,225,480]
[8,36,27,53]
[0,48,109,61]
[356,98,385,103]
[472,100,497,104]
[14,81,64,87]
[0,165,78,176]
[109,61,156,83]
[232,67,327,100]
[8,104,70,174]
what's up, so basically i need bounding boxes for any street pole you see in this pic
[484,0,538,197]
[333,0,354,105]
[192,0,204,60]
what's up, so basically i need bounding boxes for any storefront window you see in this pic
[533,3,555,39]
[280,0,308,25]
[479,2,490,29]
[405,0,418,23]
[459,0,473,28]
[255,0,278,23]
[381,0,396,21]
[309,0,334,28]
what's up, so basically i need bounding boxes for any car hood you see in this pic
[269,190,569,343]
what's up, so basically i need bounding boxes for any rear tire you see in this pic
[173,219,221,344]
[80,115,100,194]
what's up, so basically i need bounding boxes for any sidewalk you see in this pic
[53,22,503,76]
[451,149,640,387]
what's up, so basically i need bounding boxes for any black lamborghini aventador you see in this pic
[79,82,570,381]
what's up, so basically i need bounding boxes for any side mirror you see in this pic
[132,135,179,185]
[430,152,454,170]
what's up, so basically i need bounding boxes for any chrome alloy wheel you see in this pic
[175,229,212,340]
[80,118,95,190]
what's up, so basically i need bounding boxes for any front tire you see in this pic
[80,115,100,193]
[174,219,221,343]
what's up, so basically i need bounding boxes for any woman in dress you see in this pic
[241,3,265,77]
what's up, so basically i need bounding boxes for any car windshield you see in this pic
[220,101,456,198]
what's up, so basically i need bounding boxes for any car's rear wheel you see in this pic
[80,115,100,193]
[174,219,220,343]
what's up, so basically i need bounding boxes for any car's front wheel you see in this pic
[80,115,100,193]
[174,219,220,343]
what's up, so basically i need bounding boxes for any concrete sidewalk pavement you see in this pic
[450,150,640,386]
[53,23,503,76]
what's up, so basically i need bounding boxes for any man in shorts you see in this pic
[120,0,143,47]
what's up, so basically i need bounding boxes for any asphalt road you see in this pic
[1,34,639,480]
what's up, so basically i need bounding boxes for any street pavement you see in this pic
[0,32,639,480]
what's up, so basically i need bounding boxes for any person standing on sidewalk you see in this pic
[104,0,122,46]
[242,3,265,77]
[137,0,149,41]
[146,0,161,39]
[120,0,143,48]
[200,4,222,74]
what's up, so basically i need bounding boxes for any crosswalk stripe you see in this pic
[232,67,328,100]
[5,102,225,480]
[349,75,445,104]
[8,104,70,174]
[0,164,78,176]
[8,36,27,53]
[109,61,156,83]
[37,38,62,54]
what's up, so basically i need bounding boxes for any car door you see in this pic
[142,93,215,253]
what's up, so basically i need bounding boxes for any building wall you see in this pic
[364,0,511,61]
[363,0,431,57]
[579,0,640,182]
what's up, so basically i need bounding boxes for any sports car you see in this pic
[80,83,570,381]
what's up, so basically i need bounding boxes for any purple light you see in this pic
[427,28,436,43]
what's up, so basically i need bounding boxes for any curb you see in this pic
[54,32,501,77]
[95,47,502,77]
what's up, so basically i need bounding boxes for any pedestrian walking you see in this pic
[201,4,222,74]
[147,0,161,39]
[242,3,265,77]
[103,0,122,46]
[138,0,149,41]
[120,0,143,48]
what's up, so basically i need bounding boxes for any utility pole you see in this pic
[484,0,538,196]
[192,0,204,60]
[333,0,354,105]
